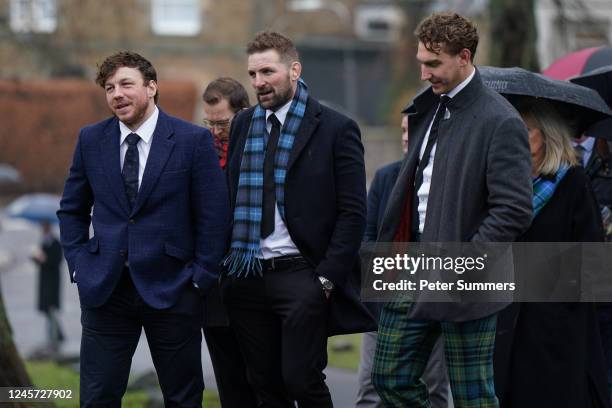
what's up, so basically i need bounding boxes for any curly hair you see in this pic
[415,12,479,61]
[95,51,159,103]
[246,31,299,63]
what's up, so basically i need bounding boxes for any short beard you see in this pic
[259,86,294,111]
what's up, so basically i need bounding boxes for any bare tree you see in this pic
[0,280,34,408]
[489,0,540,70]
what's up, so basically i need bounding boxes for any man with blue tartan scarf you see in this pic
[221,31,376,407]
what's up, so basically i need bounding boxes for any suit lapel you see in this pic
[131,111,175,216]
[101,119,131,215]
[377,96,435,242]
[287,97,320,170]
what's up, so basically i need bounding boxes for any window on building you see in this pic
[10,0,57,33]
[355,5,404,42]
[570,19,609,50]
[151,0,201,36]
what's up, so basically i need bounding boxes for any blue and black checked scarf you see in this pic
[223,79,309,277]
[532,164,569,217]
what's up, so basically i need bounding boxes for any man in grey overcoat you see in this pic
[371,12,533,407]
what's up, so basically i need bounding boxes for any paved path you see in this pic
[0,216,359,407]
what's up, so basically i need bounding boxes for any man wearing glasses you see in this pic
[202,77,257,408]
[203,78,250,169]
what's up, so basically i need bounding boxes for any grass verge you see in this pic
[326,333,363,372]
[26,360,221,407]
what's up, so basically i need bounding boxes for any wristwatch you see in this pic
[318,276,334,291]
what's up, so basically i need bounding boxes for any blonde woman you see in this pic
[498,98,609,408]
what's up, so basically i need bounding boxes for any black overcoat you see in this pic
[496,166,610,408]
[224,96,377,336]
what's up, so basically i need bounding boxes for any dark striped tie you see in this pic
[122,133,140,209]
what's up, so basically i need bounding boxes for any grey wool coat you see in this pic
[378,69,533,321]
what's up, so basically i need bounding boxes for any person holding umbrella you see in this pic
[31,220,64,357]
[496,96,610,408]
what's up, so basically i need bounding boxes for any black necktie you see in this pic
[122,133,140,209]
[412,96,450,234]
[261,114,281,238]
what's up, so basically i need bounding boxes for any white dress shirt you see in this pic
[258,99,300,259]
[417,68,476,233]
[119,107,159,187]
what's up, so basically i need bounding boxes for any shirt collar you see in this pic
[573,136,596,153]
[119,106,159,145]
[444,66,476,99]
[266,98,293,126]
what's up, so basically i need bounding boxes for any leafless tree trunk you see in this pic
[489,0,540,70]
[0,279,34,408]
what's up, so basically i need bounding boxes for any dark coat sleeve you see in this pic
[473,116,533,242]
[364,170,385,242]
[57,130,94,282]
[571,169,605,242]
[315,118,367,287]
[190,128,231,294]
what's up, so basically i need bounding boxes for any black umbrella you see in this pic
[570,65,612,106]
[569,66,612,140]
[480,66,612,137]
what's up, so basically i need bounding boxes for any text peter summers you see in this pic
[372,279,516,292]
[370,253,516,292]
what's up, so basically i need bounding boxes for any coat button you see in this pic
[129,219,135,224]
[119,250,126,257]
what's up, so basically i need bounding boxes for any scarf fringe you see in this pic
[222,249,263,277]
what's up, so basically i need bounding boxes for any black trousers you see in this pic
[222,261,332,408]
[79,271,204,408]
[203,326,259,408]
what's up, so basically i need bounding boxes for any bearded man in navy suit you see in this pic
[57,51,229,407]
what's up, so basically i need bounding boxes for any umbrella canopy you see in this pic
[542,46,612,80]
[5,193,61,224]
[569,65,612,140]
[0,164,21,183]
[570,65,612,105]
[480,66,612,136]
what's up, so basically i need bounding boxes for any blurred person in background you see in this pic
[496,98,609,408]
[31,221,64,357]
[574,134,612,402]
[203,78,250,169]
[356,114,449,408]
[202,77,258,408]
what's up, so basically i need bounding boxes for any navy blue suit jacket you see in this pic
[58,109,230,309]
[364,160,402,242]
[226,97,377,336]
[363,160,401,320]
